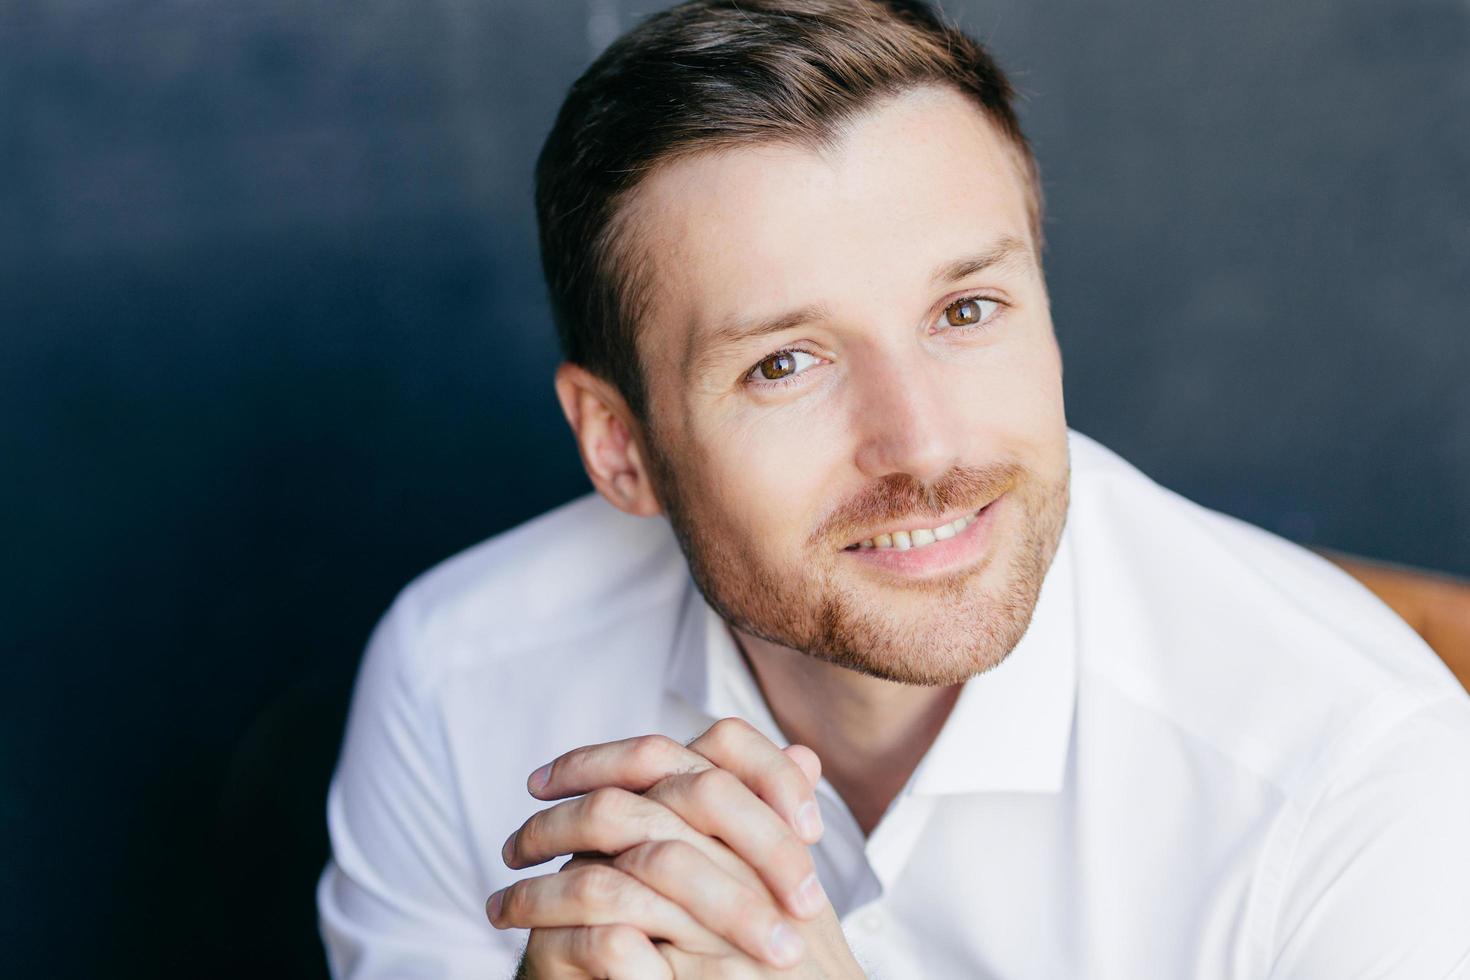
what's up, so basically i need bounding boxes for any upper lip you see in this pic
[843,499,994,548]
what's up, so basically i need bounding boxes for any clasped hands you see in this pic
[486,717,866,978]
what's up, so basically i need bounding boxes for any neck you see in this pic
[730,624,963,838]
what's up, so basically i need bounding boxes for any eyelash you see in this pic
[741,293,1007,390]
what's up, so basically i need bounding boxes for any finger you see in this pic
[487,864,730,957]
[514,741,826,921]
[528,720,823,845]
[643,766,828,922]
[782,743,821,789]
[525,924,673,980]
[558,807,774,905]
[507,780,820,929]
[614,838,807,970]
[686,718,824,844]
[560,851,613,873]
[658,942,765,980]
[528,733,711,799]
[505,786,696,870]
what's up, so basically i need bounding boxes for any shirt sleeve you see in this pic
[317,596,523,979]
[1267,695,1470,979]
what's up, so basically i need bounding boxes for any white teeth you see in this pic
[854,510,980,552]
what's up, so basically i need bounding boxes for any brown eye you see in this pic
[758,351,798,380]
[746,349,821,386]
[943,296,997,328]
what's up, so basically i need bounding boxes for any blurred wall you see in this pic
[3,0,1466,976]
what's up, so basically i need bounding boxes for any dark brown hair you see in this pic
[534,0,1042,422]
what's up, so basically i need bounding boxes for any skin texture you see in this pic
[503,84,1066,977]
[492,719,858,977]
[499,82,1470,976]
[557,84,1069,832]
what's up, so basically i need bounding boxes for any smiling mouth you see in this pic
[842,506,986,552]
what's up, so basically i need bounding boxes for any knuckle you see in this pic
[627,800,679,846]
[581,923,638,968]
[611,839,654,875]
[509,818,535,859]
[497,880,527,921]
[583,785,630,823]
[616,837,685,877]
[651,837,696,868]
[689,765,739,803]
[706,716,756,749]
[551,748,585,783]
[630,733,680,772]
[569,863,626,907]
[598,922,644,961]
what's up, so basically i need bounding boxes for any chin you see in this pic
[794,575,1042,687]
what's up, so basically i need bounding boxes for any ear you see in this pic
[553,362,664,518]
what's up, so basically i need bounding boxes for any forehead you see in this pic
[624,84,1036,368]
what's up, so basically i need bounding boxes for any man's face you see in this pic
[627,84,1070,687]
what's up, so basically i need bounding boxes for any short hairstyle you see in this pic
[534,0,1042,423]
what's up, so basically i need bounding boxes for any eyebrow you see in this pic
[927,235,1033,289]
[690,235,1034,373]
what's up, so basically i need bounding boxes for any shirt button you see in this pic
[860,911,883,933]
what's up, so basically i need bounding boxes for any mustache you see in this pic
[812,461,1022,544]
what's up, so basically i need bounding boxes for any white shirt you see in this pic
[317,429,1470,979]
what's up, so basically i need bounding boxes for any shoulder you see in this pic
[1266,693,1470,974]
[367,491,691,701]
[1064,429,1470,795]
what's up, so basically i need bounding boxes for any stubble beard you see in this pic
[645,434,1071,688]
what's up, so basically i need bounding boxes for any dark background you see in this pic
[4,0,1467,976]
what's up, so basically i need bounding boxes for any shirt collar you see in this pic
[663,516,1079,796]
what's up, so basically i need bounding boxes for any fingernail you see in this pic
[794,871,826,917]
[795,800,823,841]
[768,921,805,966]
[501,832,516,866]
[528,762,552,794]
[486,889,504,923]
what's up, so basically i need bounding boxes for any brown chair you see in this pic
[1320,550,1470,694]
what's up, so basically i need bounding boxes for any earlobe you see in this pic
[553,362,663,518]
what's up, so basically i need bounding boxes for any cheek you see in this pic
[1018,334,1070,464]
[959,331,1065,433]
[695,415,844,552]
[929,332,1067,489]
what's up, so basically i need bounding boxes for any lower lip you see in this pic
[840,495,1003,578]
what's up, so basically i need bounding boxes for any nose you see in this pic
[849,347,964,485]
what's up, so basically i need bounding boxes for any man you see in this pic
[317,1,1470,977]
